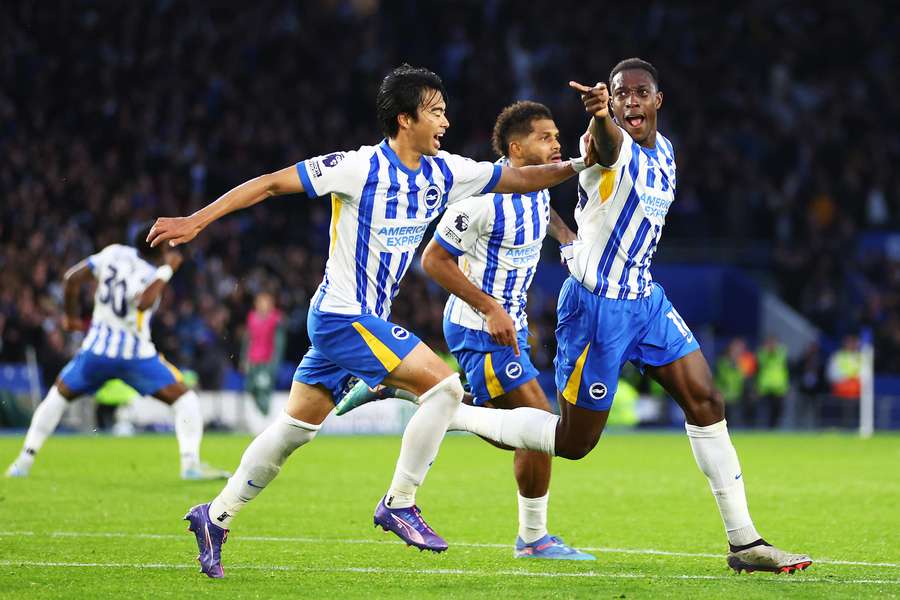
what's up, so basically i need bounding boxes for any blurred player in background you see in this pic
[148,64,589,577]
[5,223,229,481]
[336,101,593,560]
[242,291,285,415]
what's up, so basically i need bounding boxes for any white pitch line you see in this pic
[0,559,897,585]
[0,530,897,569]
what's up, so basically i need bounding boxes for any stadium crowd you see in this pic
[2,1,899,401]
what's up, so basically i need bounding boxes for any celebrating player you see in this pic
[5,224,229,481]
[335,101,594,560]
[147,65,589,578]
[371,58,811,575]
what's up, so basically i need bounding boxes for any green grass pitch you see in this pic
[1,431,898,598]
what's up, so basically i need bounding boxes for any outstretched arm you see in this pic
[569,81,623,167]
[148,166,304,248]
[421,240,520,356]
[493,161,579,195]
[547,206,577,245]
[62,260,95,331]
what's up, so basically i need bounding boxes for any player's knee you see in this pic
[684,384,725,425]
[554,433,599,461]
[419,373,464,418]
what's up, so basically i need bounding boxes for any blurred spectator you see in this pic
[792,341,828,428]
[826,334,862,427]
[242,292,285,415]
[715,338,755,427]
[755,336,790,429]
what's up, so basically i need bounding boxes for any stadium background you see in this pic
[2,0,899,431]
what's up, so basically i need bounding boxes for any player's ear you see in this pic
[655,91,663,110]
[397,112,411,131]
[508,140,521,159]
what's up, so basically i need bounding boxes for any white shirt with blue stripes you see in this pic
[434,164,550,332]
[296,140,502,319]
[567,127,676,299]
[81,244,159,359]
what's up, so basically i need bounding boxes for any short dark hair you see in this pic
[133,221,162,262]
[491,101,554,158]
[376,64,446,138]
[609,57,659,88]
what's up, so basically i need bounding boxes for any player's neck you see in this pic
[507,156,527,169]
[638,130,658,149]
[387,137,423,171]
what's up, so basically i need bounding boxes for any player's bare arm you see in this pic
[493,161,580,194]
[61,259,94,331]
[421,240,520,357]
[569,81,622,167]
[547,207,576,245]
[137,251,184,311]
[148,166,304,248]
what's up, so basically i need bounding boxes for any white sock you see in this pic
[450,404,557,455]
[518,492,549,544]
[385,374,463,509]
[208,412,320,529]
[21,386,69,461]
[685,419,761,546]
[172,390,204,471]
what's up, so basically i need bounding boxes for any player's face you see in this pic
[515,119,562,166]
[412,89,449,156]
[610,69,663,146]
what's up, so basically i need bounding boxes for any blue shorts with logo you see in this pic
[443,320,539,406]
[293,309,422,400]
[554,277,700,412]
[59,351,183,397]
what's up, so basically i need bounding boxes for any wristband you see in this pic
[569,155,588,173]
[560,242,574,264]
[155,265,174,282]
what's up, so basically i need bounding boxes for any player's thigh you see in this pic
[123,355,184,401]
[57,352,112,400]
[382,342,455,397]
[285,381,336,425]
[555,392,610,460]
[152,381,190,405]
[646,349,723,426]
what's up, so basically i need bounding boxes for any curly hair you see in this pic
[491,101,554,158]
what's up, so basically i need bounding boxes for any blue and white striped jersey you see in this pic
[81,244,159,359]
[434,168,550,332]
[296,140,501,319]
[567,128,676,299]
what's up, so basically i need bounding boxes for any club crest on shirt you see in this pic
[423,184,442,209]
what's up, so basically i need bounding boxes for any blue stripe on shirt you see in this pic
[405,170,420,219]
[595,145,641,296]
[482,194,505,293]
[373,251,393,318]
[432,156,453,212]
[114,330,126,358]
[354,154,381,314]
[480,164,503,194]
[616,218,652,299]
[512,195,525,245]
[530,192,541,242]
[501,269,518,314]
[422,160,439,218]
[388,250,412,303]
[385,163,400,219]
[637,225,662,295]
[296,161,318,197]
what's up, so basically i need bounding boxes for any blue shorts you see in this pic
[59,351,183,397]
[443,320,539,406]
[554,277,700,411]
[293,309,422,400]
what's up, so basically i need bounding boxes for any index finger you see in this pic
[512,336,520,358]
[568,81,594,94]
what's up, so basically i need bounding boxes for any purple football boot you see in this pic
[373,497,448,553]
[184,503,228,578]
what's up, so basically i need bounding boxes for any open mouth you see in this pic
[549,153,562,163]
[433,132,444,149]
[624,115,645,128]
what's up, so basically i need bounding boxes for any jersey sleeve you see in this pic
[295,149,367,201]
[432,195,493,257]
[86,245,116,275]
[127,263,158,301]
[440,153,503,204]
[583,126,634,171]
